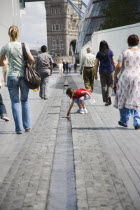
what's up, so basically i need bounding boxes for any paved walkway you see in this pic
[0,72,140,210]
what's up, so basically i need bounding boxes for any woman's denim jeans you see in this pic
[0,93,7,118]
[119,107,140,127]
[7,76,31,133]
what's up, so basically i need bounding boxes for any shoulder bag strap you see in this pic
[21,43,28,66]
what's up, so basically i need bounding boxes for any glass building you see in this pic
[76,0,112,52]
[76,0,140,53]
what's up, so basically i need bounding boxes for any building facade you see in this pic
[0,0,21,75]
[0,0,21,48]
[45,0,82,63]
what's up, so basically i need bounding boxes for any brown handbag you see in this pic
[22,43,41,89]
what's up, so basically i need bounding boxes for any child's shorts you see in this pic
[74,95,90,104]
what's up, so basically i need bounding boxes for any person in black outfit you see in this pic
[95,41,115,106]
[66,62,69,73]
[63,60,66,73]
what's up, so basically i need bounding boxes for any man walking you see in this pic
[36,45,54,99]
[80,48,97,92]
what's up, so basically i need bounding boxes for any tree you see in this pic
[101,0,139,30]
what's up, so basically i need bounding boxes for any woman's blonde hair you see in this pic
[8,25,19,41]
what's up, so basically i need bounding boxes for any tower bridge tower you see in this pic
[45,0,82,63]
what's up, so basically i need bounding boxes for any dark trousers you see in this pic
[0,93,7,118]
[83,67,96,92]
[39,71,49,98]
[100,72,113,103]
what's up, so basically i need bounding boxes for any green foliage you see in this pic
[101,0,139,30]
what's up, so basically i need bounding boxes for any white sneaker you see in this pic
[80,109,84,114]
[83,108,88,114]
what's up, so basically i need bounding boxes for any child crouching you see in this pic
[66,88,94,117]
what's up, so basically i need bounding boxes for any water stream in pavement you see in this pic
[46,81,77,210]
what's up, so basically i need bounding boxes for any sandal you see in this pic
[2,116,10,121]
[25,128,31,132]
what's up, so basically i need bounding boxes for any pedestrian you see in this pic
[36,45,53,100]
[66,87,94,117]
[0,25,34,134]
[95,41,115,106]
[2,63,8,86]
[66,61,69,73]
[58,60,64,77]
[80,47,97,92]
[114,34,140,130]
[0,79,9,121]
[74,63,77,73]
[68,63,72,73]
[63,60,66,73]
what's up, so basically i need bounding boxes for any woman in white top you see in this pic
[58,60,64,77]
[114,34,140,130]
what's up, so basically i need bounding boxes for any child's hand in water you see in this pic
[90,98,96,105]
[67,111,70,117]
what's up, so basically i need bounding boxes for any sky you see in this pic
[20,0,90,50]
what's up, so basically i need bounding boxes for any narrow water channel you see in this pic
[46,87,77,210]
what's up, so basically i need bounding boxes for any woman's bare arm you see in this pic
[81,91,93,99]
[114,61,122,80]
[0,55,8,66]
[112,56,116,69]
[27,52,35,64]
[95,58,99,80]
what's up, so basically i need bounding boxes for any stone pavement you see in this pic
[0,72,140,210]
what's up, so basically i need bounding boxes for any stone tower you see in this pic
[45,0,82,63]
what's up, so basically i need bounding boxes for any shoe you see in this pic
[134,126,140,130]
[83,108,88,114]
[108,97,112,105]
[105,102,109,106]
[2,116,10,121]
[76,109,81,113]
[118,121,128,127]
[80,109,84,114]
[16,132,22,134]
[44,97,48,100]
[25,128,31,132]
